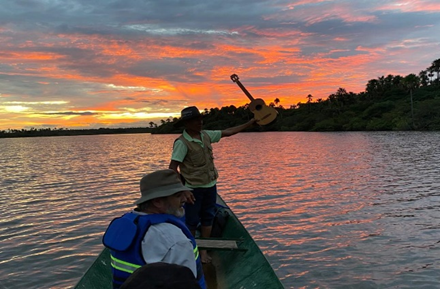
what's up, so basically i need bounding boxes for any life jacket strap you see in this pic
[110,254,142,274]
[193,245,199,260]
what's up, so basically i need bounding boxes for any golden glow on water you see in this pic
[1,132,440,288]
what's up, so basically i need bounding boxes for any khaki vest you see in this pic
[178,131,218,186]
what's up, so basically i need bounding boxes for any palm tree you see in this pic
[335,88,349,107]
[392,75,403,86]
[366,79,380,99]
[428,71,434,84]
[428,58,440,85]
[306,94,313,113]
[418,70,429,87]
[401,74,420,128]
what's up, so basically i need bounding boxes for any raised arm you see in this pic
[221,118,257,137]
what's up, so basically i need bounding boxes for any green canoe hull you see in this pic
[74,196,284,288]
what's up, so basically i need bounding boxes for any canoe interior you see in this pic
[74,196,284,289]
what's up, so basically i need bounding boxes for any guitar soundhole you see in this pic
[255,104,262,111]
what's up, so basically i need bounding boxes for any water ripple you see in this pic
[1,132,440,288]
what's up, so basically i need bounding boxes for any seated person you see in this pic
[102,169,206,289]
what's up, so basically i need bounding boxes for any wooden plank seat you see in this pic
[195,238,244,250]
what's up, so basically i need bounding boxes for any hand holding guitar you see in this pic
[230,74,278,125]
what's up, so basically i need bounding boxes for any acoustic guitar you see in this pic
[230,74,278,125]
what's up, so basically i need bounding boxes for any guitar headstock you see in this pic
[230,74,239,83]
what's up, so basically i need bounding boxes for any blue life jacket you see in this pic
[102,212,206,289]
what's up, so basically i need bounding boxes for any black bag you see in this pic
[210,207,230,238]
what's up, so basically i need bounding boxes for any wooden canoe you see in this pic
[74,195,284,288]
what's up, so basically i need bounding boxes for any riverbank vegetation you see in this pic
[2,58,439,138]
[154,58,440,133]
[0,127,152,138]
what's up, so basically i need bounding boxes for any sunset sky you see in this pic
[1,0,440,130]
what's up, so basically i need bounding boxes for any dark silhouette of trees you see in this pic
[428,58,440,84]
[2,58,440,138]
[401,74,421,128]
[0,127,152,138]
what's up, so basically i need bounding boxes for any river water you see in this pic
[1,132,439,289]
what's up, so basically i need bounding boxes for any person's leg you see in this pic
[184,188,203,235]
[199,185,217,263]
[199,226,212,263]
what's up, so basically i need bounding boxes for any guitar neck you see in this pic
[234,80,255,101]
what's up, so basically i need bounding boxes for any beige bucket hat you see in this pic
[134,169,191,205]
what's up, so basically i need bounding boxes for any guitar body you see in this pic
[230,74,278,125]
[248,98,278,125]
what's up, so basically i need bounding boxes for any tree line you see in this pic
[2,58,439,138]
[0,127,152,138]
[154,58,440,133]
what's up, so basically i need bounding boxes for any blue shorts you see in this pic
[184,185,217,231]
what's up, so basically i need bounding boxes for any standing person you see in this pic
[102,169,206,289]
[169,106,256,263]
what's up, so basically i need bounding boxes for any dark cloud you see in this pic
[42,111,98,116]
[293,10,440,55]
[1,0,440,129]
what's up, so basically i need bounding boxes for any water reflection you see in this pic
[215,132,440,288]
[1,132,440,288]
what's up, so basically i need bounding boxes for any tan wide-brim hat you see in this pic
[134,169,191,205]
